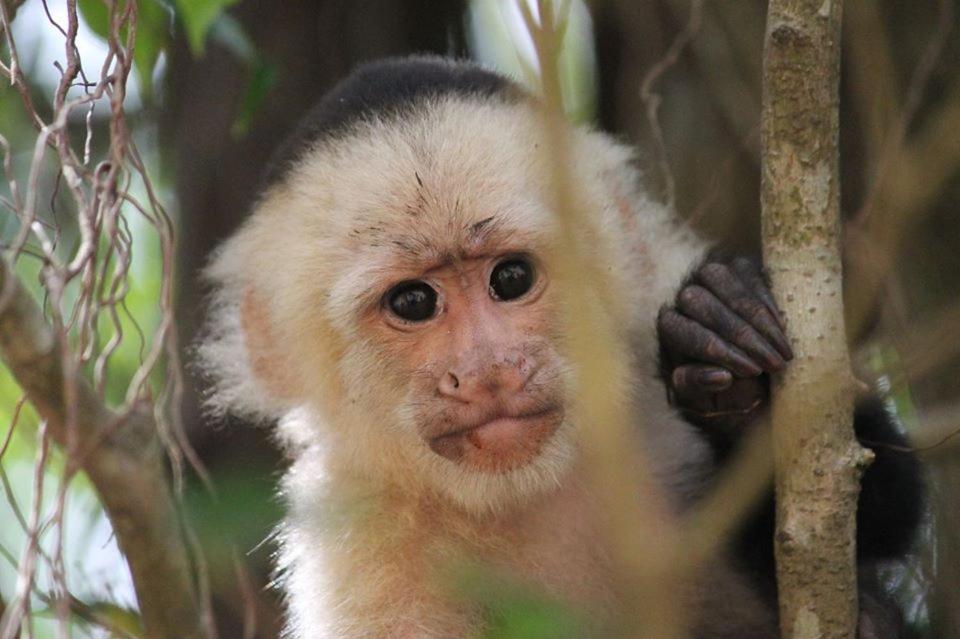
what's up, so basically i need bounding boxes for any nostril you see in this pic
[439,371,463,398]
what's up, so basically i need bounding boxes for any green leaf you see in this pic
[174,0,241,56]
[207,15,273,137]
[77,0,172,98]
[79,600,145,638]
[452,563,585,639]
[485,599,583,639]
[77,0,110,40]
[133,0,171,97]
[207,11,255,60]
[232,59,275,137]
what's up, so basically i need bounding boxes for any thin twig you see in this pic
[0,2,209,634]
[0,261,202,638]
[639,0,704,213]
[0,395,24,460]
[1,421,50,639]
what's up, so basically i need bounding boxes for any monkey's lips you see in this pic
[428,408,563,473]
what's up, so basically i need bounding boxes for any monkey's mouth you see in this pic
[427,407,563,473]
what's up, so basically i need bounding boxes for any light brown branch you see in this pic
[761,1,873,637]
[0,0,25,24]
[0,259,202,639]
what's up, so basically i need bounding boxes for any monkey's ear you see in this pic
[197,279,302,420]
[239,287,303,403]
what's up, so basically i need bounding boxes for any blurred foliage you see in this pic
[182,462,283,575]
[452,564,587,639]
[172,0,240,55]
[77,0,169,95]
[206,14,276,137]
[77,0,256,103]
[67,599,144,638]
[467,0,598,123]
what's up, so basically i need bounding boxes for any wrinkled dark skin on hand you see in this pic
[658,255,922,639]
[657,256,792,446]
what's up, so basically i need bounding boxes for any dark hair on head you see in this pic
[263,55,523,188]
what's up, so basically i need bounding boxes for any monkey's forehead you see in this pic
[257,94,567,252]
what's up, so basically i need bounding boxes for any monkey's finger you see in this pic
[731,257,789,333]
[676,284,787,372]
[658,308,763,377]
[714,377,767,414]
[672,376,767,430]
[671,364,733,395]
[695,263,794,361]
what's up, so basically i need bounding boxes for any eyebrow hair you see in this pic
[466,214,510,245]
[342,215,541,316]
[469,216,496,235]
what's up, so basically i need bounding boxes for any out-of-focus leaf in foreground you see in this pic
[173,0,240,55]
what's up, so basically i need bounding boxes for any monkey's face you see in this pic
[218,97,643,508]
[367,251,567,475]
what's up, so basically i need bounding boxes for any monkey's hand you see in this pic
[657,257,793,441]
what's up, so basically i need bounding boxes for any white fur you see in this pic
[197,89,768,637]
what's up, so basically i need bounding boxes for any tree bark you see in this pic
[0,261,202,639]
[760,1,873,637]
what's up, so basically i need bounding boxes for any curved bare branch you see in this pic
[0,260,202,639]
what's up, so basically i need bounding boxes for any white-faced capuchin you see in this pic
[199,56,923,638]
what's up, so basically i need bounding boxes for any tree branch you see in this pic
[0,0,26,26]
[0,260,202,639]
[761,1,873,637]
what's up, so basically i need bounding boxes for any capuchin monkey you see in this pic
[198,56,923,638]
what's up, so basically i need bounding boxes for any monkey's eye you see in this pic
[490,258,535,301]
[385,281,438,322]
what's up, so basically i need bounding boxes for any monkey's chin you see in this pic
[425,418,577,514]
[428,409,563,474]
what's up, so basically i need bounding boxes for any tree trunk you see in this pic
[760,1,873,637]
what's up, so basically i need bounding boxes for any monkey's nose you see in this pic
[438,359,533,403]
[439,371,462,395]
